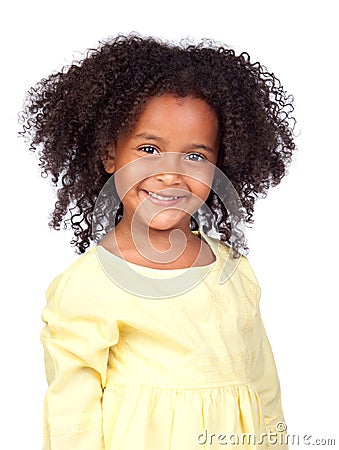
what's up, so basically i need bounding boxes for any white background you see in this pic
[1,0,338,448]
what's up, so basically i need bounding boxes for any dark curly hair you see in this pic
[20,33,296,257]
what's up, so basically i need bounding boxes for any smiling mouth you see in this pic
[141,190,186,204]
[147,190,181,201]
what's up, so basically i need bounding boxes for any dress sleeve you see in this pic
[241,257,287,449]
[249,307,287,436]
[40,266,119,450]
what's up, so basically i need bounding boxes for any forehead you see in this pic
[131,94,219,142]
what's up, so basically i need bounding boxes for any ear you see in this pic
[101,143,116,174]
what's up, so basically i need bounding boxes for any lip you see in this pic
[140,189,187,206]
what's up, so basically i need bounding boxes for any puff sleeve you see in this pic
[40,264,119,450]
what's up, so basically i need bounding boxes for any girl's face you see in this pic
[104,94,219,233]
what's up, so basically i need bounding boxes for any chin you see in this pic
[148,222,179,232]
[148,217,188,232]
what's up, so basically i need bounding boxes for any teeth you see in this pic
[147,191,180,201]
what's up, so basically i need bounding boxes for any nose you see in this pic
[153,153,183,185]
[154,171,182,185]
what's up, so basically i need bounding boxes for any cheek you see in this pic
[114,157,154,200]
[181,160,216,195]
[189,179,212,202]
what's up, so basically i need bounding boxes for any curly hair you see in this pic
[20,33,296,257]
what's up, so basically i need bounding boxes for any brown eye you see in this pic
[139,145,159,155]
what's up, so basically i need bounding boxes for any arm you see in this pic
[41,271,119,450]
[240,256,287,448]
[248,306,288,449]
[249,308,285,428]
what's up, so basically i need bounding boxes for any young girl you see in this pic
[21,34,296,450]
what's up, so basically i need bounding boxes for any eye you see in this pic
[138,145,159,155]
[185,153,206,162]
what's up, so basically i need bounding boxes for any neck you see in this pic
[114,216,194,264]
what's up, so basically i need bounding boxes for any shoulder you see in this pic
[45,247,102,303]
[42,248,120,342]
[202,231,261,301]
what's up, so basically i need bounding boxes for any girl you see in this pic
[21,34,296,450]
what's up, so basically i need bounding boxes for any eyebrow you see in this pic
[135,132,216,153]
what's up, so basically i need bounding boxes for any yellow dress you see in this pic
[41,232,287,450]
